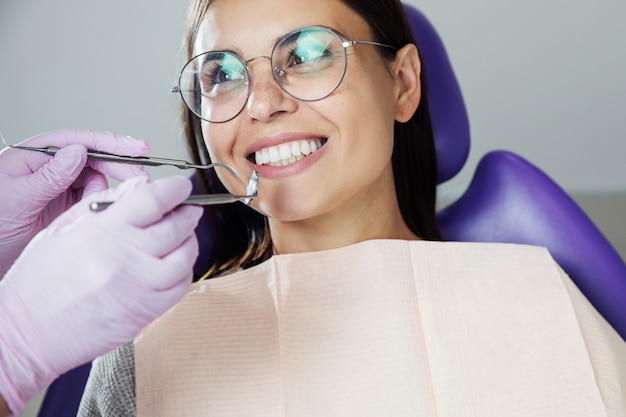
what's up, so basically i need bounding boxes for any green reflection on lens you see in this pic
[293,29,332,63]
[220,53,246,81]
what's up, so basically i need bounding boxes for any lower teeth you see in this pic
[268,154,304,166]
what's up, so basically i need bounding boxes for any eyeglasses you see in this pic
[171,25,396,123]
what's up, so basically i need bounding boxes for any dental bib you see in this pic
[135,240,624,416]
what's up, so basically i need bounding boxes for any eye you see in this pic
[201,56,245,84]
[201,63,230,85]
[287,29,335,68]
[285,42,333,68]
[198,53,247,96]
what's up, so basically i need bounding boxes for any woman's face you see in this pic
[195,0,409,225]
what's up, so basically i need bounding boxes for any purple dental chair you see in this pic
[402,4,626,341]
[36,4,625,417]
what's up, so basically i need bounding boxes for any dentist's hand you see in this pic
[0,175,202,415]
[0,129,150,277]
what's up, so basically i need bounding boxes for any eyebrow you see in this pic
[197,45,245,58]
[196,25,353,59]
[323,26,350,40]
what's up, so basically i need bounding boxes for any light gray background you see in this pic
[1,1,624,415]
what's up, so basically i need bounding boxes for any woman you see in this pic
[79,0,626,415]
[182,0,440,278]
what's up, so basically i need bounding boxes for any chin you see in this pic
[260,201,324,224]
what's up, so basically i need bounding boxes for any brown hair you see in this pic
[182,0,442,279]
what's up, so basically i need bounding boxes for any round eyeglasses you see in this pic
[171,26,396,123]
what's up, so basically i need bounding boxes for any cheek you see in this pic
[200,121,242,169]
[342,68,396,147]
[343,57,397,121]
[200,122,241,191]
[200,122,223,160]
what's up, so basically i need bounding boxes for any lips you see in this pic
[251,138,327,167]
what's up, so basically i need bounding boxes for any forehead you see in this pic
[194,0,370,54]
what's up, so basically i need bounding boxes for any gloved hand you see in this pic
[0,175,203,415]
[0,129,150,277]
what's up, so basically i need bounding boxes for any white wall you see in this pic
[0,0,191,180]
[1,0,625,202]
[405,0,626,204]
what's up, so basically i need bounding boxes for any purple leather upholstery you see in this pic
[36,362,91,416]
[403,4,470,184]
[437,151,626,339]
[404,4,626,340]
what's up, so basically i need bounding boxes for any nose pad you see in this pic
[273,67,287,84]
[245,57,296,121]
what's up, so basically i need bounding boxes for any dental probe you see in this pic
[6,143,238,177]
[89,170,259,212]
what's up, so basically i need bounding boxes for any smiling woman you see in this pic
[77,0,626,416]
[183,0,440,267]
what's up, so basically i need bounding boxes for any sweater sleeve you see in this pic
[77,342,137,417]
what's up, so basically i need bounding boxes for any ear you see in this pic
[391,43,421,123]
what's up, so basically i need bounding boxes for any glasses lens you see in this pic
[179,52,249,122]
[272,27,347,101]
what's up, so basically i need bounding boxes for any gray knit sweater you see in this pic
[77,343,136,417]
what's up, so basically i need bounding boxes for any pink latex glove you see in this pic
[0,175,203,415]
[0,129,150,277]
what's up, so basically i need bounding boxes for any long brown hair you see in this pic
[182,0,442,278]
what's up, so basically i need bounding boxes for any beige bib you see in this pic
[135,240,625,416]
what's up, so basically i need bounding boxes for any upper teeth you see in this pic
[255,139,323,166]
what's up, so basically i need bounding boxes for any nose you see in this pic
[245,56,297,122]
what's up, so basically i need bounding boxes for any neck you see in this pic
[268,173,418,255]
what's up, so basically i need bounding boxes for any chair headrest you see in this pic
[403,3,471,184]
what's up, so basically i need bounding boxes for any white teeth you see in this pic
[255,149,268,165]
[279,143,291,159]
[291,142,301,157]
[268,147,280,163]
[254,138,324,167]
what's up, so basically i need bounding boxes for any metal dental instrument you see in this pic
[2,131,258,210]
[88,169,259,212]
[4,141,237,176]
